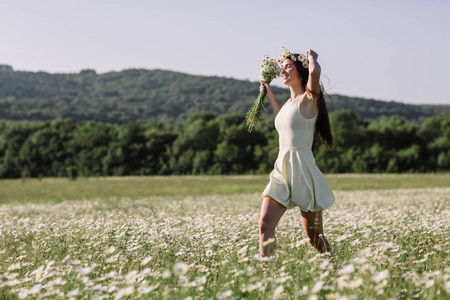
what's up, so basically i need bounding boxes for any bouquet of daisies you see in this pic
[245,56,281,132]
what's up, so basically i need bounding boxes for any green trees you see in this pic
[171,112,267,174]
[68,121,110,177]
[315,110,368,173]
[418,116,450,171]
[315,111,450,173]
[0,112,449,178]
[171,112,218,174]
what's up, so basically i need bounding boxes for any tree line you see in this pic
[0,110,448,179]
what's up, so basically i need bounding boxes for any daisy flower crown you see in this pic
[277,46,309,69]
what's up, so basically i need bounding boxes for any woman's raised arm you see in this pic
[306,49,321,100]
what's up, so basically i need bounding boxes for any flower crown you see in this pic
[277,46,309,69]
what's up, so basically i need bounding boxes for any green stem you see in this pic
[245,87,267,133]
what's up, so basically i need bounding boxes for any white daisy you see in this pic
[173,262,189,276]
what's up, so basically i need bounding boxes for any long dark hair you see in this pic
[290,57,333,149]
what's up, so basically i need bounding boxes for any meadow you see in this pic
[0,174,449,299]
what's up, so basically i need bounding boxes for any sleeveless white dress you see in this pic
[261,96,335,211]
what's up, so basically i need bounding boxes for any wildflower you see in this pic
[241,284,257,293]
[161,270,171,278]
[66,289,79,297]
[7,263,21,271]
[79,267,93,275]
[173,262,189,276]
[246,55,281,132]
[6,279,20,286]
[238,245,248,255]
[412,257,427,264]
[205,249,214,257]
[115,286,134,300]
[371,270,389,283]
[262,237,275,246]
[320,270,330,280]
[178,276,190,287]
[359,264,376,275]
[320,259,330,270]
[351,239,362,246]
[125,271,138,284]
[352,257,368,265]
[138,283,159,294]
[433,244,447,251]
[444,280,450,293]
[349,278,363,289]
[105,255,119,263]
[217,290,233,299]
[425,279,435,288]
[105,246,116,254]
[375,241,395,251]
[334,234,353,242]
[18,290,29,299]
[46,276,64,287]
[337,275,348,290]
[28,285,42,296]
[338,264,355,275]
[311,281,324,293]
[141,256,152,266]
[32,266,45,281]
[273,285,285,299]
[296,238,311,247]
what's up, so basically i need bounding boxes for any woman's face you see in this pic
[281,59,301,86]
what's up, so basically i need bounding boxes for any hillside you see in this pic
[0,65,448,124]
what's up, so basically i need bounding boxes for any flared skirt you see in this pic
[261,148,335,211]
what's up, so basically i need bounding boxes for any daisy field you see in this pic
[0,175,449,299]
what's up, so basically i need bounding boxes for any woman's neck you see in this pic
[289,84,305,101]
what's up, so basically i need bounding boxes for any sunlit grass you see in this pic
[0,175,449,299]
[0,173,449,204]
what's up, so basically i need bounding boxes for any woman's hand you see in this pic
[260,81,281,115]
[260,81,276,102]
[306,49,318,61]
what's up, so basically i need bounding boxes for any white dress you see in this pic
[261,96,335,211]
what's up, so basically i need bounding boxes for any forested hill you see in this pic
[0,64,448,124]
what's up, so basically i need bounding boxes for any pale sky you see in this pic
[1,0,449,104]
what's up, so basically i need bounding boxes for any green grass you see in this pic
[0,174,449,299]
[0,173,449,204]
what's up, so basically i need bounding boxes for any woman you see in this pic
[259,49,334,257]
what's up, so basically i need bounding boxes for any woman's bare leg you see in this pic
[259,197,287,257]
[300,210,331,253]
